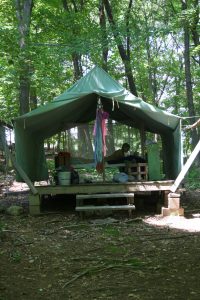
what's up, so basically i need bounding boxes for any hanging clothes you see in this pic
[93,103,109,173]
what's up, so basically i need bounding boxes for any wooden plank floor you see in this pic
[35,180,174,195]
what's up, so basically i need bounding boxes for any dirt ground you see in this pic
[1,178,200,300]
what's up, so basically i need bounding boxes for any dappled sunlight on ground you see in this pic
[144,214,200,232]
[4,180,50,193]
[8,181,29,192]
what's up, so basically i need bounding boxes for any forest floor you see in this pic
[1,174,200,300]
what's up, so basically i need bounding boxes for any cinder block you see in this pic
[168,197,180,209]
[169,208,184,216]
[161,207,170,216]
[178,207,184,216]
[168,192,181,198]
[161,207,184,217]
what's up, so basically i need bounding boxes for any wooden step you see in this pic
[75,204,135,211]
[76,193,134,200]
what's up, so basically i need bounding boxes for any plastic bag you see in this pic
[113,172,129,183]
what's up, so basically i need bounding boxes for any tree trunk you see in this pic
[125,0,133,61]
[67,129,72,154]
[77,126,86,157]
[18,66,30,114]
[15,0,33,115]
[99,1,115,155]
[182,0,200,164]
[103,0,138,96]
[83,124,93,157]
[63,0,93,158]
[191,0,200,65]
[71,53,94,158]
[30,86,37,110]
[57,133,61,152]
[72,52,83,82]
[144,12,158,105]
[106,119,115,155]
[99,0,108,71]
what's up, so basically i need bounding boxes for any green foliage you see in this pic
[0,221,5,233]
[104,245,125,254]
[185,166,200,190]
[0,0,199,162]
[103,226,120,237]
[10,250,22,263]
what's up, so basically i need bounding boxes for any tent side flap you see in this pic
[15,122,48,182]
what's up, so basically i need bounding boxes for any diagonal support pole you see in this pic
[170,139,200,192]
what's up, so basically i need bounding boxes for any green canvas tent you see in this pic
[14,66,182,182]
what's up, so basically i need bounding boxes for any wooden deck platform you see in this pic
[35,180,174,195]
[29,180,176,215]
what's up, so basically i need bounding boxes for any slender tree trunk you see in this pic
[191,0,200,65]
[174,77,181,114]
[106,119,115,155]
[182,1,197,125]
[72,52,83,82]
[99,0,108,71]
[125,0,133,61]
[63,0,94,158]
[15,0,33,115]
[146,35,156,104]
[71,53,93,157]
[62,131,67,150]
[30,86,37,110]
[57,133,61,152]
[67,129,72,154]
[144,13,158,105]
[173,50,183,114]
[18,65,30,114]
[182,0,200,164]
[62,0,83,82]
[99,1,115,154]
[29,64,37,110]
[103,0,138,96]
[77,125,86,157]
[127,126,131,145]
[46,140,50,151]
[77,124,94,158]
[83,124,93,157]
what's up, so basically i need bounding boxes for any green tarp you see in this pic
[14,66,182,181]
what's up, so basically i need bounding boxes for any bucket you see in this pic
[58,171,71,185]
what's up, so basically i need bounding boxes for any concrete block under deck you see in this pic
[161,207,184,217]
[161,190,184,217]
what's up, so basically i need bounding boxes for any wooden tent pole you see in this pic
[102,156,106,182]
[140,125,146,158]
[170,139,200,192]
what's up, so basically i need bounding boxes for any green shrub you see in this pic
[185,166,200,190]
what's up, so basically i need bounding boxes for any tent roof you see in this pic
[15,66,180,139]
[14,66,182,182]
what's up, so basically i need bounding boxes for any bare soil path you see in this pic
[1,176,200,299]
